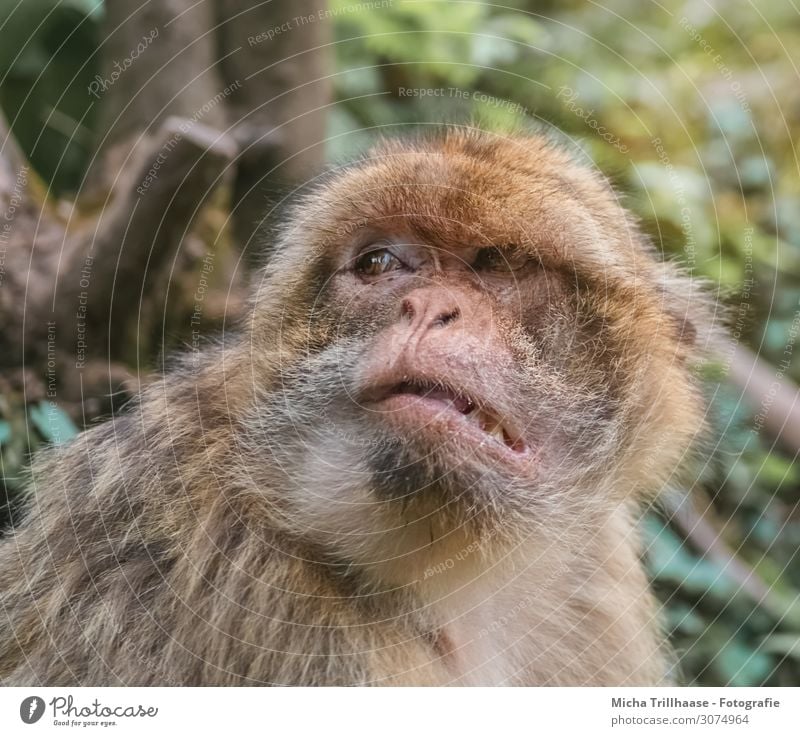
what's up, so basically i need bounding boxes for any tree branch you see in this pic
[53,116,237,361]
[722,339,800,454]
[87,0,227,193]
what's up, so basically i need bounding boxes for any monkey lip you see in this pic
[366,380,529,455]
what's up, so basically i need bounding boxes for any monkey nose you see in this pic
[400,288,462,330]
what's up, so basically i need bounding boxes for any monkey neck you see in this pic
[329,501,634,608]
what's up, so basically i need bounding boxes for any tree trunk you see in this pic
[215,0,332,252]
[0,108,237,418]
[87,0,227,196]
[0,0,332,424]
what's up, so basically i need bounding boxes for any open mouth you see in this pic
[375,380,528,454]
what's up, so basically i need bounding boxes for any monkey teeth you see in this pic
[385,381,525,453]
[463,405,520,451]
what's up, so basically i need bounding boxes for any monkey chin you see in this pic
[361,411,547,539]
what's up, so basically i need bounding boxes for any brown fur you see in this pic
[0,127,712,685]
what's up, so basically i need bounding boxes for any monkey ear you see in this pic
[665,307,697,347]
[656,260,717,355]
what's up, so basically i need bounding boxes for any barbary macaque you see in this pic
[0,128,710,685]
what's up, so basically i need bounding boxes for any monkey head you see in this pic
[241,128,709,581]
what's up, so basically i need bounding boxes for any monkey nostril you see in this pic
[400,298,416,319]
[433,307,460,328]
[400,293,460,328]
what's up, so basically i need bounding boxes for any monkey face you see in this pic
[253,237,612,537]
[248,129,706,551]
[326,237,604,492]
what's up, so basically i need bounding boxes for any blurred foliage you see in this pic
[1,0,799,685]
[0,0,101,193]
[0,397,77,528]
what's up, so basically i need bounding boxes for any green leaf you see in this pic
[642,516,739,599]
[715,637,773,686]
[27,402,78,444]
[761,634,800,660]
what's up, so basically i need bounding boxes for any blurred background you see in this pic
[0,0,798,686]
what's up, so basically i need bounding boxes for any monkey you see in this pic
[0,127,712,686]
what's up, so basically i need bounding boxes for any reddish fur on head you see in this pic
[253,126,709,512]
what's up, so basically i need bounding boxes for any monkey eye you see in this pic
[355,248,407,278]
[474,245,529,273]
